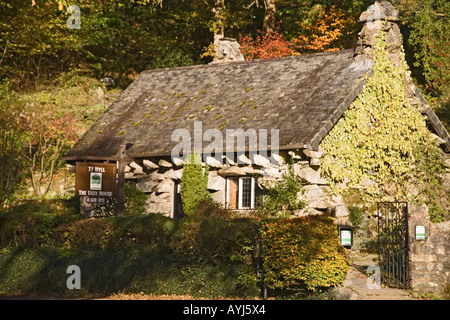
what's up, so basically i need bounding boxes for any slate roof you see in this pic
[65,49,373,161]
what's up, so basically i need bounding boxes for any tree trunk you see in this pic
[263,0,276,35]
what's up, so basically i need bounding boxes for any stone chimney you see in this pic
[354,0,403,67]
[210,36,245,64]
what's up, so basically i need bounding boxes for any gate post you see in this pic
[407,204,433,294]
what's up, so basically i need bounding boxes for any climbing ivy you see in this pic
[320,32,448,222]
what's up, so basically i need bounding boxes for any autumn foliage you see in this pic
[291,6,357,53]
[239,30,293,60]
[239,6,357,60]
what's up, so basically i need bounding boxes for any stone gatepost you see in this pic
[408,204,450,297]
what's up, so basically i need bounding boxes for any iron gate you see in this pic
[377,202,410,289]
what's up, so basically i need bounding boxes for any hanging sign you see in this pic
[75,162,117,204]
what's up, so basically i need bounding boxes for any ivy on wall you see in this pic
[320,32,448,223]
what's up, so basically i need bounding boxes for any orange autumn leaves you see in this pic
[239,6,357,60]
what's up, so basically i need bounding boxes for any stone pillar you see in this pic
[408,204,450,298]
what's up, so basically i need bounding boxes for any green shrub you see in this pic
[348,205,364,230]
[124,182,148,216]
[189,199,231,220]
[56,218,112,253]
[262,215,350,292]
[257,166,304,217]
[180,154,211,217]
[195,216,260,265]
[0,204,80,248]
[170,203,260,266]
[109,214,175,249]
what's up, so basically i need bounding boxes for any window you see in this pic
[226,177,261,209]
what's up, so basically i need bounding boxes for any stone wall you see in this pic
[408,205,450,297]
[126,157,180,218]
[120,148,345,222]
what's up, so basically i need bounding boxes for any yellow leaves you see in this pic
[321,33,442,205]
[292,6,356,53]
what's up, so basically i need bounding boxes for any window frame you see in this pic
[226,176,257,210]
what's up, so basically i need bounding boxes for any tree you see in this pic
[0,80,26,209]
[394,0,449,130]
[180,154,211,217]
[263,0,277,35]
[238,29,292,60]
[0,0,80,88]
[291,6,357,53]
[22,104,78,198]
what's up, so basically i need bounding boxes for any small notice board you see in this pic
[75,162,117,204]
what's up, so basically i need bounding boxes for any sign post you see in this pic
[74,145,128,216]
[115,145,126,215]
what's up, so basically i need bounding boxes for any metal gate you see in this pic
[377,202,410,289]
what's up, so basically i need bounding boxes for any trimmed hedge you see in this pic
[262,215,350,292]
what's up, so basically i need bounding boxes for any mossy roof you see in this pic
[64,49,375,160]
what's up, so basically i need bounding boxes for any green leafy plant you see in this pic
[320,32,448,222]
[124,182,148,216]
[257,165,304,217]
[180,154,211,217]
[262,215,350,292]
[348,206,364,230]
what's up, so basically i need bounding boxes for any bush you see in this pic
[56,218,112,253]
[189,199,231,220]
[109,214,175,250]
[180,154,211,217]
[0,202,80,248]
[124,182,148,216]
[195,216,259,265]
[0,202,351,298]
[170,201,260,266]
[262,215,350,292]
[348,205,364,230]
[257,166,304,217]
[0,208,261,298]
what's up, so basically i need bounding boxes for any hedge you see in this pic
[0,202,350,298]
[0,202,261,298]
[262,215,350,292]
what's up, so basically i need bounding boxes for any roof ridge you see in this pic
[141,49,355,74]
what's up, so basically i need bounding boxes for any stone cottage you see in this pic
[64,1,450,223]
